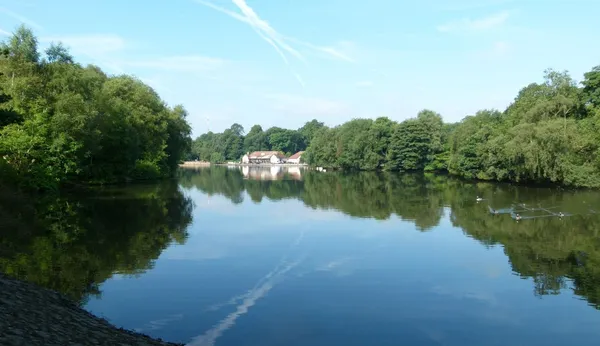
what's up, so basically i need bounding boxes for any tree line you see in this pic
[306,67,600,187]
[198,66,600,187]
[0,26,192,190]
[179,166,600,308]
[189,119,325,163]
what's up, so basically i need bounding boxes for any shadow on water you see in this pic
[179,166,600,311]
[0,181,194,305]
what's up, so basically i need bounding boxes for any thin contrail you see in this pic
[194,0,307,86]
[192,228,306,342]
[231,0,307,87]
[232,0,306,63]
[187,258,303,346]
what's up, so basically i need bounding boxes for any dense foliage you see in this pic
[193,66,600,187]
[180,166,600,309]
[0,26,192,190]
[189,119,324,162]
[305,67,600,187]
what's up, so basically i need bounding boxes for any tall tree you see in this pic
[298,119,325,148]
[243,125,267,153]
[582,66,600,109]
[5,25,40,63]
[45,42,74,64]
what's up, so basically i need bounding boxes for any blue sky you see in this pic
[1,0,598,136]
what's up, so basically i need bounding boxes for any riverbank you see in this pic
[0,274,183,346]
[179,161,211,167]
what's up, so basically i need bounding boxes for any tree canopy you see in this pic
[189,119,323,163]
[190,65,600,188]
[301,66,600,188]
[0,25,192,190]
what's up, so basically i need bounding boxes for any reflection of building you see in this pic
[241,166,283,180]
[287,151,305,164]
[241,151,286,164]
[287,166,302,180]
[270,166,282,177]
[241,166,303,181]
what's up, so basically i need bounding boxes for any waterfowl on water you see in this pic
[558,212,564,217]
[476,196,483,202]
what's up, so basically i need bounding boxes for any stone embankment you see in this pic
[0,274,183,346]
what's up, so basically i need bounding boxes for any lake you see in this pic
[2,165,600,346]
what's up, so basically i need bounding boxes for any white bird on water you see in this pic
[476,196,483,202]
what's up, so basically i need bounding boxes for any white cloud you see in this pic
[437,11,509,32]
[476,40,512,60]
[288,38,355,63]
[41,34,249,81]
[435,0,517,12]
[263,93,349,116]
[40,34,127,73]
[127,55,226,73]
[354,80,373,87]
[0,7,42,30]
[490,41,511,55]
[42,34,126,55]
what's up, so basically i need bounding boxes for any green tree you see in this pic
[298,119,325,148]
[45,42,74,64]
[243,125,268,153]
[4,25,40,63]
[582,66,600,109]
[266,127,304,154]
[189,64,600,188]
[0,26,192,190]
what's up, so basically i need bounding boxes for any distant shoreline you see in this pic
[179,161,211,167]
[179,162,308,168]
[220,163,308,167]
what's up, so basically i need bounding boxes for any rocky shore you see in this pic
[0,274,183,346]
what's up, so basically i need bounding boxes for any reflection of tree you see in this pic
[179,167,245,204]
[180,167,445,226]
[447,185,600,309]
[0,182,193,305]
[181,166,600,310]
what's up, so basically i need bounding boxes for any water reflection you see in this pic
[238,165,303,181]
[188,234,305,346]
[179,166,600,310]
[3,166,600,345]
[0,182,194,304]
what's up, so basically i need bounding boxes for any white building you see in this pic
[287,151,305,164]
[241,151,285,164]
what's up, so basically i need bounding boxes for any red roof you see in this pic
[288,151,305,160]
[248,151,285,159]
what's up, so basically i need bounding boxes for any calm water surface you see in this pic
[3,166,600,345]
